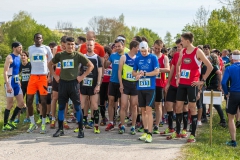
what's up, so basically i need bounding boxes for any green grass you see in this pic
[183,104,240,160]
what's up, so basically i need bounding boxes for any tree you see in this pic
[137,28,161,47]
[164,31,174,48]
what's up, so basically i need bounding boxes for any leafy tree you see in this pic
[137,28,161,47]
[164,31,174,48]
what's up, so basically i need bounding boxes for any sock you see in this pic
[110,121,113,125]
[176,113,183,134]
[167,111,173,129]
[81,109,84,117]
[132,126,135,129]
[136,114,141,123]
[64,118,67,122]
[10,107,21,121]
[91,117,94,122]
[42,118,46,125]
[30,115,35,124]
[58,120,63,130]
[83,116,87,122]
[183,112,188,130]
[148,132,152,136]
[93,110,99,125]
[4,109,10,126]
[144,129,148,133]
[58,110,64,121]
[99,105,106,118]
[191,115,198,136]
[52,117,55,121]
[40,115,42,119]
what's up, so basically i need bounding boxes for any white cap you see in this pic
[139,41,149,50]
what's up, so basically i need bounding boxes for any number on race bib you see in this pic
[180,69,190,79]
[62,59,74,69]
[126,72,135,80]
[83,78,93,86]
[139,78,151,87]
[32,55,44,62]
[21,74,30,82]
[14,75,19,83]
[104,69,112,76]
[47,86,52,94]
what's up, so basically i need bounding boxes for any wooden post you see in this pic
[209,90,213,146]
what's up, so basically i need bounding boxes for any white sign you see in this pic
[203,91,222,105]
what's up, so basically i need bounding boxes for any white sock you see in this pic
[52,117,55,121]
[42,118,46,125]
[30,115,35,124]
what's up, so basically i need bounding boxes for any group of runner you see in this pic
[3,31,240,146]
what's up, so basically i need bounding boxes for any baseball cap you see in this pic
[12,42,22,48]
[139,41,148,50]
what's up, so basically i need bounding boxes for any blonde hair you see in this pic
[232,50,240,55]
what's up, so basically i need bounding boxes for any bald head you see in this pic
[86,31,96,41]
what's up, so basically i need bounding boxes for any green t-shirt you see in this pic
[52,51,89,81]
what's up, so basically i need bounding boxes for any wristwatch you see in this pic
[144,72,146,77]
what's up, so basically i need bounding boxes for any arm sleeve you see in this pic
[78,52,89,66]
[222,67,230,95]
[51,53,60,64]
[97,56,102,67]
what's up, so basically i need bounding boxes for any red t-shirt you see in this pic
[156,54,167,88]
[218,56,224,72]
[79,42,105,57]
[55,45,63,76]
[102,65,112,83]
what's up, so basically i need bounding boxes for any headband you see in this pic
[232,55,240,60]
[117,36,126,41]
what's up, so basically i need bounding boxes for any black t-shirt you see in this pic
[20,62,31,84]
[79,53,102,87]
[202,65,219,89]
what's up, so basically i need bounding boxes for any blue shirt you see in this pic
[222,62,240,95]
[222,56,230,65]
[109,52,122,83]
[136,50,142,57]
[133,53,159,90]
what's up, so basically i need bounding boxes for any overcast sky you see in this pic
[0,0,223,38]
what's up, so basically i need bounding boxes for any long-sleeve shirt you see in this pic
[222,62,240,95]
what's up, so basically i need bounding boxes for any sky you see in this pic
[0,0,223,39]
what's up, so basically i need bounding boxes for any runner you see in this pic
[133,41,159,143]
[116,35,130,53]
[26,33,53,134]
[2,42,25,131]
[78,39,102,133]
[153,40,170,134]
[175,32,213,143]
[222,50,240,147]
[104,39,125,131]
[48,37,94,138]
[203,44,211,57]
[118,40,139,135]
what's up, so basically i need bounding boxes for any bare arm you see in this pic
[3,55,13,93]
[197,50,213,80]
[167,65,174,85]
[176,49,183,78]
[216,70,222,90]
[118,55,125,91]
[94,67,102,94]
[47,60,59,83]
[101,57,104,78]
[77,61,94,82]
[160,56,170,73]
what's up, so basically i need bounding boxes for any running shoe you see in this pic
[201,118,208,123]
[197,121,202,126]
[50,120,56,129]
[153,126,159,134]
[74,127,79,133]
[36,118,42,124]
[67,117,77,123]
[137,127,144,132]
[160,128,175,135]
[145,134,152,143]
[159,122,164,127]
[100,117,108,126]
[94,126,100,134]
[130,127,136,135]
[226,140,237,147]
[125,117,129,123]
[138,133,147,141]
[2,124,13,131]
[78,129,84,138]
[236,121,240,128]
[46,117,50,124]
[83,119,88,127]
[166,132,181,140]
[63,121,70,129]
[219,122,227,128]
[187,135,196,143]
[118,125,125,134]
[27,123,38,133]
[8,121,17,129]
[40,124,46,134]
[23,118,30,123]
[86,120,94,129]
[53,129,64,137]
[105,123,114,131]
[14,119,19,124]
[181,129,188,138]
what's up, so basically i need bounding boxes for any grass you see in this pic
[182,104,240,160]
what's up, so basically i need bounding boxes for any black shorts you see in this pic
[100,82,109,105]
[155,86,164,102]
[47,83,52,105]
[80,86,96,96]
[21,82,28,104]
[52,78,59,92]
[166,85,188,104]
[58,79,80,105]
[108,82,121,102]
[122,79,137,96]
[176,84,197,102]
[138,90,155,108]
[226,92,240,115]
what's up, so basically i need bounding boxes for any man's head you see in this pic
[203,44,211,56]
[181,32,194,48]
[132,36,142,43]
[77,36,86,45]
[232,50,240,63]
[139,41,149,57]
[117,35,126,45]
[86,31,96,41]
[60,36,67,50]
[153,39,164,54]
[86,40,95,53]
[208,53,219,66]
[114,39,124,54]
[222,49,229,57]
[175,39,182,52]
[49,42,57,52]
[129,40,139,54]
[212,49,221,57]
[12,42,22,55]
[65,37,75,53]
[34,33,43,46]
[21,51,28,62]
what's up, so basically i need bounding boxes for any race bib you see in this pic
[126,72,135,80]
[32,55,44,62]
[180,69,190,79]
[62,59,74,69]
[22,74,30,82]
[47,86,52,94]
[156,73,161,79]
[13,75,19,83]
[104,69,112,76]
[83,77,93,86]
[139,78,151,87]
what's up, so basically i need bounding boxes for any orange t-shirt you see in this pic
[79,42,105,57]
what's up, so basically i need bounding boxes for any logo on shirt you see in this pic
[141,64,149,70]
[114,60,119,64]
[183,58,192,64]
[147,59,151,64]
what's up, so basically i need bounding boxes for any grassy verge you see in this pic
[183,104,240,159]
